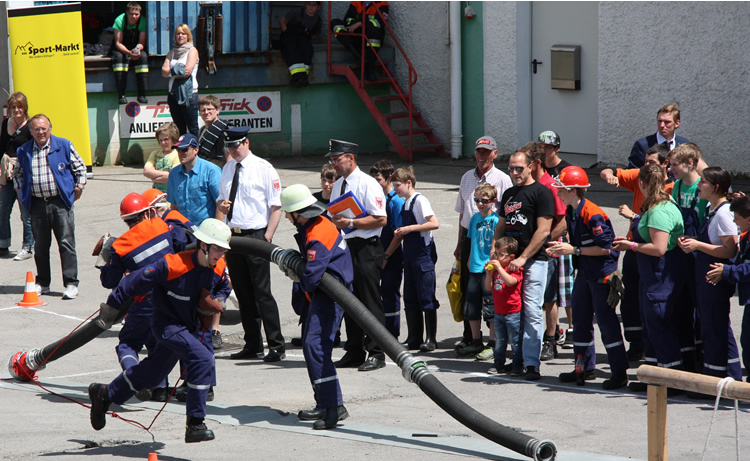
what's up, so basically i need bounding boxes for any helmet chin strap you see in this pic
[200,242,216,268]
[291,212,302,227]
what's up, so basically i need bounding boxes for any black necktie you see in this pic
[663,140,671,151]
[227,163,242,222]
[340,179,347,196]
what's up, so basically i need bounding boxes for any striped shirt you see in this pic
[198,119,228,160]
[30,140,87,198]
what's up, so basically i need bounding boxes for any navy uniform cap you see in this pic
[325,139,358,157]
[223,126,249,147]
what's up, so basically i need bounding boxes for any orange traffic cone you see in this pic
[147,453,159,461]
[17,271,45,307]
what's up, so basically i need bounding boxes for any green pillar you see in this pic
[461,2,484,158]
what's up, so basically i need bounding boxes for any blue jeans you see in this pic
[520,259,548,368]
[0,183,33,250]
[494,311,521,370]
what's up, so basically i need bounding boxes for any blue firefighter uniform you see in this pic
[401,194,439,312]
[293,215,353,410]
[633,202,686,371]
[104,251,230,419]
[694,202,742,380]
[380,189,404,336]
[722,230,750,381]
[568,199,628,374]
[162,209,197,252]
[100,218,175,376]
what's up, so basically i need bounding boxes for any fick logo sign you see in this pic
[15,40,80,57]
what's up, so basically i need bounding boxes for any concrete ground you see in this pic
[1,153,749,461]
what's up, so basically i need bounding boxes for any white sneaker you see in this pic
[62,284,78,300]
[35,284,50,295]
[13,248,32,261]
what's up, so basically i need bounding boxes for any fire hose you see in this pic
[231,237,557,461]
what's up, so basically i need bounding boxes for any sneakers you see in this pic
[88,383,111,430]
[475,347,494,361]
[487,367,500,375]
[457,344,484,356]
[35,284,50,296]
[62,284,78,300]
[212,330,223,350]
[555,325,566,346]
[563,328,574,349]
[559,369,596,383]
[13,248,32,261]
[540,340,557,361]
[185,421,215,443]
[524,366,541,381]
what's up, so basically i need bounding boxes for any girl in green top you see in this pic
[143,123,180,192]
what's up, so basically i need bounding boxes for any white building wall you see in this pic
[598,2,750,171]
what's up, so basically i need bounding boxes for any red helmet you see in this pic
[120,193,151,219]
[554,166,590,189]
[142,188,168,207]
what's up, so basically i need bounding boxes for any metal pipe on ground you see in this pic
[230,236,557,461]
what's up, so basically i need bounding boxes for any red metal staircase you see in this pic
[327,4,447,162]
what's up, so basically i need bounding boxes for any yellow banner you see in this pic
[8,3,92,166]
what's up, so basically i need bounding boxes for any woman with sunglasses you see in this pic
[677,167,742,386]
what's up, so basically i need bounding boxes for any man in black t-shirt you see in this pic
[494,151,554,380]
[538,130,571,178]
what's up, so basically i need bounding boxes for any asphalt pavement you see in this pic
[1,152,749,461]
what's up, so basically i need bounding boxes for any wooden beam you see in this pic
[647,385,668,461]
[637,365,750,401]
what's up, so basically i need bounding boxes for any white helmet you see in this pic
[280,184,327,218]
[191,218,231,250]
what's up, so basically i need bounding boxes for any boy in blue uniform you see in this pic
[89,218,232,443]
[98,192,177,402]
[548,166,629,389]
[706,194,750,381]
[280,184,354,430]
[370,160,405,341]
[384,167,440,352]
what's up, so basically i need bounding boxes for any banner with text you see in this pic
[8,3,93,166]
[120,91,282,139]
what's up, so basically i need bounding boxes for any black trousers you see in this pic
[226,228,285,353]
[343,236,385,360]
[279,30,314,74]
[459,231,473,343]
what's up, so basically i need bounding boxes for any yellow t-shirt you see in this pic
[145,149,179,192]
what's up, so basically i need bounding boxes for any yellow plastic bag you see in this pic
[446,259,464,322]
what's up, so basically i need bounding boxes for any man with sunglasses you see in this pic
[217,127,285,363]
[326,139,387,371]
[493,150,555,380]
[166,133,221,227]
[453,136,512,354]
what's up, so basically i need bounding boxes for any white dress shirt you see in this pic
[218,151,281,230]
[328,166,386,239]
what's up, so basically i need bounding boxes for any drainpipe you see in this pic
[449,1,462,159]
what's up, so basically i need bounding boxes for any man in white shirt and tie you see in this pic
[326,140,388,371]
[627,104,691,169]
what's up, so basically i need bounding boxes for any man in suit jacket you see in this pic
[628,104,689,168]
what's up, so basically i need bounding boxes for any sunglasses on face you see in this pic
[508,166,526,174]
[473,197,493,204]
[177,147,191,153]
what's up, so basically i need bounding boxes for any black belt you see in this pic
[231,227,263,235]
[32,195,60,201]
[349,236,380,244]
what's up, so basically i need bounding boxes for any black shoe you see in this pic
[185,422,215,443]
[628,381,648,392]
[212,330,223,350]
[419,339,436,352]
[229,347,264,360]
[137,95,148,104]
[298,405,349,421]
[402,341,422,350]
[263,350,286,362]
[559,369,596,383]
[176,385,213,402]
[335,352,365,368]
[524,366,541,381]
[134,388,152,401]
[150,387,169,402]
[313,406,345,430]
[88,383,111,430]
[358,357,386,372]
[291,337,303,347]
[0,247,8,256]
[602,371,629,390]
[118,96,127,104]
[627,347,646,362]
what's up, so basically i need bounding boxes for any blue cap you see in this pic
[223,126,249,147]
[173,133,199,149]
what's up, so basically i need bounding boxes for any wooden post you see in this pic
[647,385,668,461]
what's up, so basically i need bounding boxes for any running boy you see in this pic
[384,167,439,352]
[484,237,523,375]
[458,183,499,358]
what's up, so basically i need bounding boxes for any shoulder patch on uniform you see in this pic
[307,249,317,261]
[143,266,156,278]
[273,179,281,191]
[376,197,384,209]
[592,225,603,236]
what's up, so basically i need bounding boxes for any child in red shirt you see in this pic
[484,236,524,375]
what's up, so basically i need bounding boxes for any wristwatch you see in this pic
[384,253,390,261]
[75,184,84,192]
[574,247,581,256]
[348,218,354,229]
